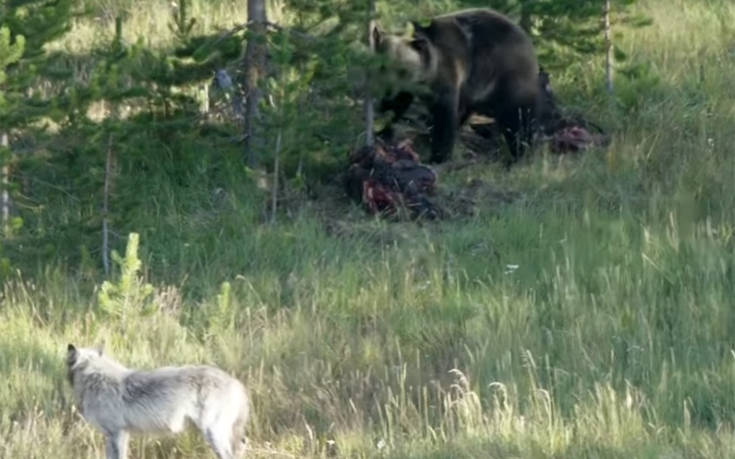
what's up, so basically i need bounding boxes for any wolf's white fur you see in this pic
[66,345,249,459]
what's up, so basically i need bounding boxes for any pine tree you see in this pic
[513,0,648,69]
[0,0,74,128]
[0,26,24,105]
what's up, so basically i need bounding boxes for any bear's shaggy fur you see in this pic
[373,8,542,164]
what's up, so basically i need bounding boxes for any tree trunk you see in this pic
[604,0,614,95]
[364,0,376,147]
[244,0,268,167]
[520,0,533,34]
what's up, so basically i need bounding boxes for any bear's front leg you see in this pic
[429,90,459,163]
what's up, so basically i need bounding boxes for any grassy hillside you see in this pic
[3,0,735,457]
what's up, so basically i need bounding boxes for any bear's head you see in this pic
[371,22,436,84]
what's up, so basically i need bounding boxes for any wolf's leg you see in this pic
[105,431,129,459]
[205,426,232,459]
[231,409,249,458]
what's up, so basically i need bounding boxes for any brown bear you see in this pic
[372,8,542,164]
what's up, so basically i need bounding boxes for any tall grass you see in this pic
[3,0,735,457]
[53,0,247,52]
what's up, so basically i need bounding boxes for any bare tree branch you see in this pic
[270,130,281,224]
[1,133,8,236]
[102,135,113,276]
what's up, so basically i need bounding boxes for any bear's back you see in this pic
[433,8,530,48]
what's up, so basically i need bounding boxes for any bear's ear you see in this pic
[371,22,383,49]
[411,20,430,37]
[409,36,431,63]
[409,36,430,53]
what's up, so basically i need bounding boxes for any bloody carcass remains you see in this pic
[345,139,441,219]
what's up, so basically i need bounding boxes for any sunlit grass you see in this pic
[52,0,247,52]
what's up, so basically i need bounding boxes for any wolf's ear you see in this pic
[95,341,105,356]
[67,344,78,365]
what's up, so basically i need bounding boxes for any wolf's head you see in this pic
[66,343,104,386]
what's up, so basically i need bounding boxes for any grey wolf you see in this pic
[66,344,249,459]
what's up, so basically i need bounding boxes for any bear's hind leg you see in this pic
[497,105,534,166]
